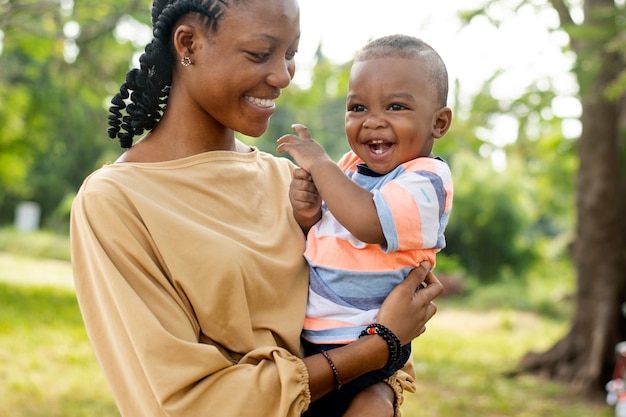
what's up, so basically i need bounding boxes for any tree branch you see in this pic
[547,0,581,52]
[548,0,575,27]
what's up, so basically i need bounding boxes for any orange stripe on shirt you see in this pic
[403,157,437,172]
[444,180,453,212]
[303,316,355,330]
[379,181,424,249]
[305,233,434,271]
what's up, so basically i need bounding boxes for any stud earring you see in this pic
[181,56,192,67]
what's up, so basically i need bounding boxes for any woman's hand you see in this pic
[376,262,444,345]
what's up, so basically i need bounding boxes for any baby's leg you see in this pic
[342,382,394,417]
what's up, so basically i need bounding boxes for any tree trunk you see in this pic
[517,0,626,394]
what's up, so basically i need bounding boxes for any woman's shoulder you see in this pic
[255,148,297,172]
[75,163,135,204]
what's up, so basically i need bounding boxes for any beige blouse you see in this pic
[71,148,415,417]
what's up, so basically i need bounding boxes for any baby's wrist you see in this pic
[307,157,335,178]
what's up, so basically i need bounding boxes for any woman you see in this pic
[70,0,444,416]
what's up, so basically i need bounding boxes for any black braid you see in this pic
[107,0,232,148]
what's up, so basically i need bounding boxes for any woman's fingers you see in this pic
[413,265,444,301]
[377,263,444,345]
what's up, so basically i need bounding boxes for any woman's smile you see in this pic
[244,95,276,109]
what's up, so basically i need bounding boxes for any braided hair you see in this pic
[107,0,232,148]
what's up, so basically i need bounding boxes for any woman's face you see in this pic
[181,0,300,138]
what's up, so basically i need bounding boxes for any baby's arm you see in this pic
[277,124,384,244]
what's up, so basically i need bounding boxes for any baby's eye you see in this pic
[389,103,407,111]
[285,49,298,60]
[348,104,366,112]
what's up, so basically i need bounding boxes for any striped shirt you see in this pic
[302,151,453,344]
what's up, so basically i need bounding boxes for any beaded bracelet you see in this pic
[321,350,343,390]
[359,323,402,367]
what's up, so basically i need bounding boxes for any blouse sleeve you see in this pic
[386,359,417,417]
[70,178,311,417]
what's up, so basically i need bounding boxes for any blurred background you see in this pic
[0,0,625,416]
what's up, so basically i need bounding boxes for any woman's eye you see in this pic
[247,51,270,61]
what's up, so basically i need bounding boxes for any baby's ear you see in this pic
[432,107,452,139]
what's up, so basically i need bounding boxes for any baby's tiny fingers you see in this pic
[291,124,311,139]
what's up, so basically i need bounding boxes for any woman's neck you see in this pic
[116,108,251,163]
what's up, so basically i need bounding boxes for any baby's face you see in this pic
[345,56,440,174]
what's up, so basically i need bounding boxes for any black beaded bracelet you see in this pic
[359,323,403,367]
[321,350,343,390]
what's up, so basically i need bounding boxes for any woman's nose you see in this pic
[267,59,294,89]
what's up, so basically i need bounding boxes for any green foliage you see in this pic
[433,42,578,285]
[605,11,626,100]
[444,151,537,282]
[0,0,147,227]
[0,83,32,201]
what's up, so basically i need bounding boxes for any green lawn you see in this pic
[0,247,613,416]
[402,308,611,416]
[0,255,119,417]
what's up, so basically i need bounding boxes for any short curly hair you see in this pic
[354,34,449,107]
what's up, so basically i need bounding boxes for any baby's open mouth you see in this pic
[368,140,392,155]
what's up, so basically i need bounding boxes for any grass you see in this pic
[0,228,614,416]
[402,306,611,416]
[0,288,118,416]
[0,227,70,261]
[0,277,119,416]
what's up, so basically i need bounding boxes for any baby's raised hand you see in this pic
[277,124,330,173]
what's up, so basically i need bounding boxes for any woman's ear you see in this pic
[172,21,196,62]
[432,107,452,139]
